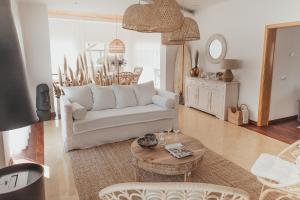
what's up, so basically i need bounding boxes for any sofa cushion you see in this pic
[63,85,93,110]
[73,104,176,134]
[71,102,87,120]
[133,81,156,106]
[152,95,175,109]
[112,85,137,108]
[91,85,116,110]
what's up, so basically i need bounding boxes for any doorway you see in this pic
[258,21,300,127]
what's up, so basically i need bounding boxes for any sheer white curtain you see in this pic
[133,42,161,88]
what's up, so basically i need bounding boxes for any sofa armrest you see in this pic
[156,89,179,130]
[156,89,179,104]
[60,96,74,151]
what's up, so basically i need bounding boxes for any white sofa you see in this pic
[60,82,179,152]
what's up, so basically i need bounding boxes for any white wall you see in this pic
[269,27,300,120]
[18,2,54,111]
[49,18,164,87]
[190,0,300,121]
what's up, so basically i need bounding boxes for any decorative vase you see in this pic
[190,66,200,77]
[223,69,234,82]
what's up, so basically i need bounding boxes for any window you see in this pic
[86,42,106,71]
[134,42,161,88]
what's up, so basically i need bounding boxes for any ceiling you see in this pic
[19,0,227,15]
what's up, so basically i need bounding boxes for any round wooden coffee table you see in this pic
[131,133,206,182]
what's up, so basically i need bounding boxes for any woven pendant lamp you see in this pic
[109,39,125,54]
[109,15,126,54]
[151,0,184,33]
[161,33,184,45]
[122,4,154,33]
[162,17,200,44]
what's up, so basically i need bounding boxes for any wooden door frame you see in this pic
[257,21,300,126]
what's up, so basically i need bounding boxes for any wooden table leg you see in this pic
[184,171,192,182]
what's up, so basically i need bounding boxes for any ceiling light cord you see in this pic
[115,15,118,39]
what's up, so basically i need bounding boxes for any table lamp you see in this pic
[220,59,240,82]
[0,1,44,199]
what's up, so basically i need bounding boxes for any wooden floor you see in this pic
[12,122,44,165]
[11,117,300,165]
[244,119,300,144]
[10,115,300,167]
[11,114,56,165]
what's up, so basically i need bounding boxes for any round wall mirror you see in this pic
[206,34,227,64]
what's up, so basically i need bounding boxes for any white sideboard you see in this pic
[185,77,239,120]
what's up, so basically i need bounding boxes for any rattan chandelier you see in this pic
[109,15,126,54]
[151,0,184,33]
[161,33,184,45]
[109,39,125,54]
[122,0,184,33]
[162,17,200,45]
[122,4,154,33]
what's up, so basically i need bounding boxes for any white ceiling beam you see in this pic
[48,9,123,23]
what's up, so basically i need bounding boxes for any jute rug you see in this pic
[69,140,266,200]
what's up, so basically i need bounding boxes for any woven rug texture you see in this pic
[69,140,279,200]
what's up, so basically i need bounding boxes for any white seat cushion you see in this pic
[112,85,138,108]
[91,85,116,110]
[63,85,93,110]
[251,153,300,184]
[133,81,156,106]
[73,104,176,134]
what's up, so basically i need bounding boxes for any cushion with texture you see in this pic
[63,85,93,110]
[133,81,156,106]
[112,85,137,108]
[251,153,299,184]
[152,95,175,109]
[71,102,87,120]
[91,85,116,110]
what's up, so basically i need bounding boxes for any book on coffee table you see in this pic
[165,143,193,159]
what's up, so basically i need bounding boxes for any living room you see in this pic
[1,0,300,200]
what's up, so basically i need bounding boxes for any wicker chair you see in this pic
[132,67,143,84]
[99,182,250,200]
[257,140,300,200]
[119,72,134,85]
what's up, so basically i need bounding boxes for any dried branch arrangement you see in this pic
[52,53,143,98]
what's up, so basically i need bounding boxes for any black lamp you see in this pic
[0,0,38,131]
[0,1,44,200]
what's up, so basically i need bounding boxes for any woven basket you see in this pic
[228,107,243,126]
